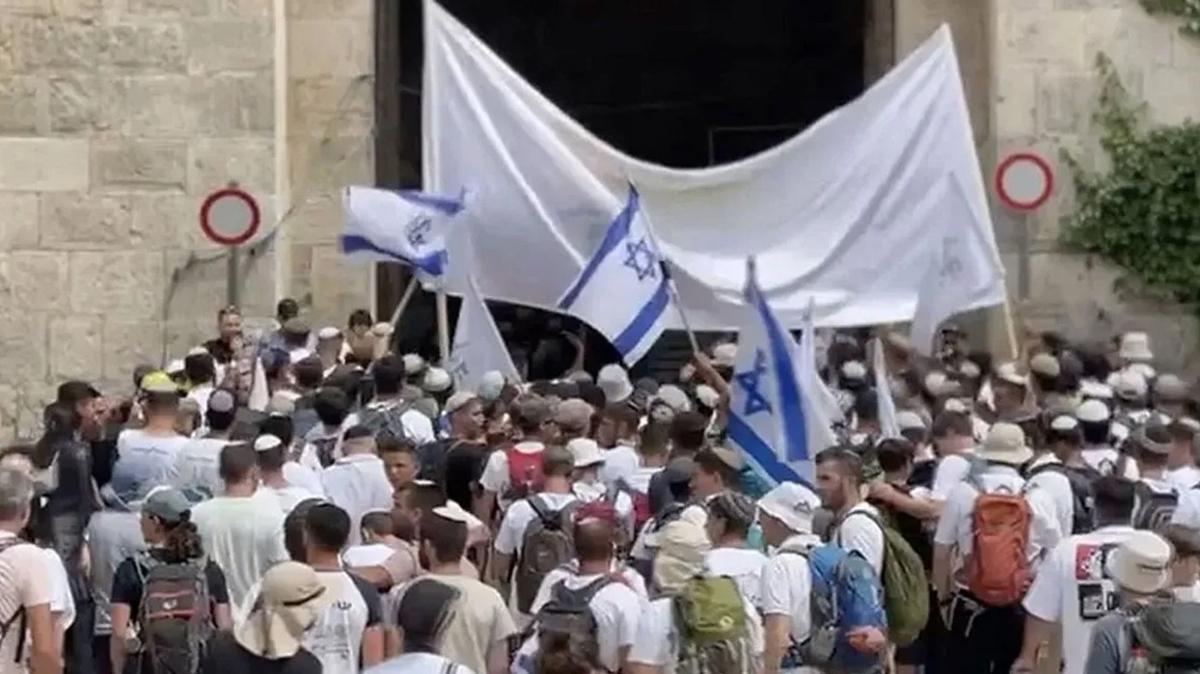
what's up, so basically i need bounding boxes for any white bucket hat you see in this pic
[1105,530,1172,594]
[235,562,333,659]
[1120,332,1154,362]
[566,438,604,468]
[597,364,633,404]
[757,482,821,534]
[979,422,1033,466]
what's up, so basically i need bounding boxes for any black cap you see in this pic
[663,457,697,485]
[57,380,100,406]
[343,425,373,441]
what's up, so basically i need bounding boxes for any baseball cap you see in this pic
[208,388,236,414]
[423,367,452,393]
[143,487,191,524]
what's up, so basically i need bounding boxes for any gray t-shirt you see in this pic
[1084,612,1126,674]
[86,509,145,635]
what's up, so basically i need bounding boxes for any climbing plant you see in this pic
[1060,54,1200,311]
[1139,0,1200,36]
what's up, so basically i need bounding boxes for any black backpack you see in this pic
[1028,462,1102,534]
[137,556,213,674]
[532,575,613,640]
[0,538,30,663]
[1133,482,1179,535]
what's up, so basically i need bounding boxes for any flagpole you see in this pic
[436,289,450,364]
[388,274,420,329]
[658,259,701,354]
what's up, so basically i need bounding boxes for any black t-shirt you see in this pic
[111,550,231,615]
[201,631,321,674]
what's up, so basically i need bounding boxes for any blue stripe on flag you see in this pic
[558,186,640,310]
[394,189,464,216]
[727,413,803,485]
[611,278,669,358]
[339,234,445,276]
[748,282,809,463]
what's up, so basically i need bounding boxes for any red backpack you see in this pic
[963,482,1032,607]
[505,445,545,500]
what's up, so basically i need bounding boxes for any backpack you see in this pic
[515,497,578,614]
[0,538,30,663]
[1133,482,1179,535]
[528,575,613,657]
[359,400,413,443]
[1028,462,1101,534]
[630,502,689,581]
[137,556,213,674]
[837,510,929,648]
[672,576,755,674]
[779,543,886,673]
[504,446,545,501]
[1123,601,1200,673]
[964,480,1032,607]
[617,478,652,532]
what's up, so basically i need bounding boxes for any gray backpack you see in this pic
[137,556,213,674]
[515,497,578,614]
[1123,601,1200,673]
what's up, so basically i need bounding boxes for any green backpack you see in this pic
[672,576,756,674]
[840,510,929,647]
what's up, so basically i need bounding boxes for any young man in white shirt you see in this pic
[255,434,322,513]
[355,355,435,445]
[703,490,768,608]
[932,422,1058,674]
[321,426,393,546]
[513,500,645,674]
[817,449,884,575]
[869,410,975,524]
[171,388,237,498]
[1077,399,1138,479]
[1165,419,1200,490]
[191,443,290,607]
[112,385,190,502]
[1023,414,1083,540]
[1014,477,1138,674]
[477,395,554,521]
[596,403,641,488]
[0,468,59,674]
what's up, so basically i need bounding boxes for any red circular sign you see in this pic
[199,187,261,246]
[994,152,1054,212]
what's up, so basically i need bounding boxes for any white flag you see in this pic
[340,186,464,276]
[557,185,669,365]
[910,176,1007,355]
[872,337,901,439]
[449,273,519,392]
[728,261,839,487]
[797,300,845,447]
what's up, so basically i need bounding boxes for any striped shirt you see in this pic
[0,532,54,674]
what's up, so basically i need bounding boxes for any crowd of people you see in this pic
[3,301,1200,674]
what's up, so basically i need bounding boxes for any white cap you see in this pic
[317,326,341,340]
[1154,374,1188,401]
[1029,353,1061,378]
[979,422,1033,466]
[402,353,426,375]
[1076,399,1112,423]
[1119,332,1154,363]
[1080,380,1115,400]
[597,363,633,404]
[695,384,720,409]
[444,390,477,415]
[840,360,867,380]
[1050,415,1079,432]
[431,500,472,524]
[994,362,1028,387]
[1105,530,1171,594]
[712,343,737,368]
[567,438,604,468]
[943,398,969,414]
[423,367,452,393]
[186,346,209,357]
[654,385,692,413]
[478,370,506,402]
[1112,369,1148,400]
[254,435,282,452]
[896,410,927,431]
[166,359,185,374]
[757,482,820,535]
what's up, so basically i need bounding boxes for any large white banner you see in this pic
[424,2,1005,329]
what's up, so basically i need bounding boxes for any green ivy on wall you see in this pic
[1060,54,1200,310]
[1139,0,1200,35]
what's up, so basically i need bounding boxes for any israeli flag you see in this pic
[449,273,520,392]
[728,260,840,486]
[340,186,465,276]
[558,185,669,365]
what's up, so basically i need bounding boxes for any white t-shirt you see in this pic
[365,653,475,674]
[1022,526,1138,674]
[832,502,886,575]
[1025,454,1075,541]
[171,437,231,497]
[343,543,396,569]
[512,570,645,673]
[599,443,639,488]
[283,461,325,497]
[760,534,819,648]
[259,483,322,514]
[628,594,764,674]
[705,547,769,609]
[41,548,75,632]
[1081,446,1138,479]
[621,466,661,496]
[571,481,634,532]
[187,384,215,420]
[479,441,545,506]
[495,493,579,556]
[305,570,381,674]
[0,534,53,674]
[190,490,289,607]
[930,453,973,501]
[1168,465,1200,491]
[322,454,395,546]
[112,429,190,500]
[1173,487,1200,529]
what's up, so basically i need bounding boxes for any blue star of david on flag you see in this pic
[623,238,658,281]
[341,186,465,277]
[735,349,773,417]
[406,216,432,251]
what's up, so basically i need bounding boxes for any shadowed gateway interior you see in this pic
[375,0,875,378]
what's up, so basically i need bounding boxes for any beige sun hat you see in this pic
[1105,530,1172,595]
[235,561,333,659]
[978,422,1033,466]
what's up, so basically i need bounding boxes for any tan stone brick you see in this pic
[281,190,340,245]
[0,77,39,134]
[194,74,274,135]
[124,75,199,137]
[99,22,186,72]
[1146,67,1200,126]
[309,244,370,325]
[287,133,373,195]
[132,193,205,249]
[288,19,372,78]
[49,76,126,134]
[50,316,103,380]
[163,246,274,322]
[126,0,211,17]
[1037,74,1094,134]
[286,0,371,19]
[40,192,136,249]
[0,252,69,312]
[1003,11,1088,67]
[211,0,272,17]
[69,251,165,320]
[0,313,47,384]
[0,18,22,73]
[994,70,1039,137]
[0,193,40,249]
[185,20,272,73]
[1083,8,1174,68]
[103,318,165,381]
[27,18,99,69]
[91,139,187,191]
[188,138,273,195]
[289,76,373,137]
[163,318,211,363]
[0,138,89,192]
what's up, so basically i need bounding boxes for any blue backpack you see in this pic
[779,542,887,673]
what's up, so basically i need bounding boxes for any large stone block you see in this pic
[0,252,70,312]
[69,251,165,320]
[289,76,373,137]
[0,314,48,384]
[0,77,39,134]
[211,0,273,17]
[0,193,40,249]
[163,318,211,364]
[281,191,341,245]
[994,70,1039,137]
[27,18,99,69]
[1037,74,1094,134]
[1083,9,1175,68]
[50,316,103,381]
[49,76,127,134]
[288,19,372,78]
[99,23,186,72]
[287,133,373,195]
[194,74,273,135]
[286,0,371,19]
[91,139,187,191]
[0,138,89,191]
[40,192,135,249]
[124,75,199,137]
[185,20,272,73]
[1146,67,1200,126]
[131,193,207,249]
[126,0,211,17]
[103,318,165,381]
[309,244,370,325]
[1002,11,1088,68]
[162,246,274,323]
[188,138,273,195]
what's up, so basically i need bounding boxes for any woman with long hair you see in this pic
[109,488,232,674]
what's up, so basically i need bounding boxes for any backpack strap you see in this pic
[0,539,28,664]
[528,496,558,529]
